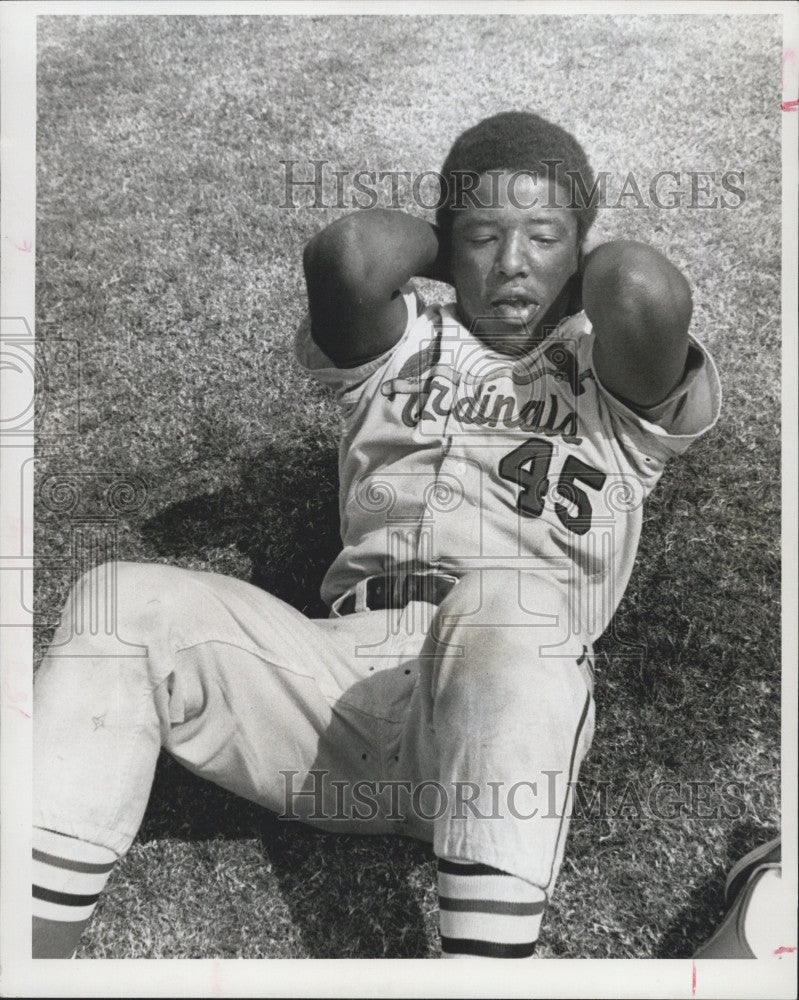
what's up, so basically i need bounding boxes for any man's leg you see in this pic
[32,559,377,957]
[408,569,595,958]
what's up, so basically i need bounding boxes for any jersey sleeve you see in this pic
[590,333,722,474]
[294,284,420,403]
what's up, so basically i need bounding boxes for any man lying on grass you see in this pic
[33,111,720,958]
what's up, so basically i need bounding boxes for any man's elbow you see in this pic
[601,240,692,332]
[303,214,369,297]
[586,241,693,406]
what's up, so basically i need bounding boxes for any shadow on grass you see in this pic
[141,754,435,957]
[141,442,341,617]
[262,824,436,958]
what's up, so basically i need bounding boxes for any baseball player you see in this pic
[32,111,720,959]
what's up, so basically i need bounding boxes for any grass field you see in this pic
[34,13,782,959]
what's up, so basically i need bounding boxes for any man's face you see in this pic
[449,170,581,355]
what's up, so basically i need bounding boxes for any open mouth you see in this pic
[490,295,540,321]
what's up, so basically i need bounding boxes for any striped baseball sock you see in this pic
[32,827,119,958]
[437,857,546,958]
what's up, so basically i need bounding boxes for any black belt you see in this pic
[336,572,459,615]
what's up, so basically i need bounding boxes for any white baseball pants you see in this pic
[34,561,594,891]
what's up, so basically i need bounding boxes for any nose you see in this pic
[496,231,530,278]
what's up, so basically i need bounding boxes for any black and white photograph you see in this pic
[0,2,796,996]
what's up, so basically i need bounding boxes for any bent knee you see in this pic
[74,559,173,600]
[69,559,192,616]
[53,560,188,657]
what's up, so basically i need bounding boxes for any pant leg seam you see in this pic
[544,687,593,888]
[171,637,318,683]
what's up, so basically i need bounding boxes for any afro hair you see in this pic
[436,111,597,245]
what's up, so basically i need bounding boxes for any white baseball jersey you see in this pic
[296,286,721,639]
